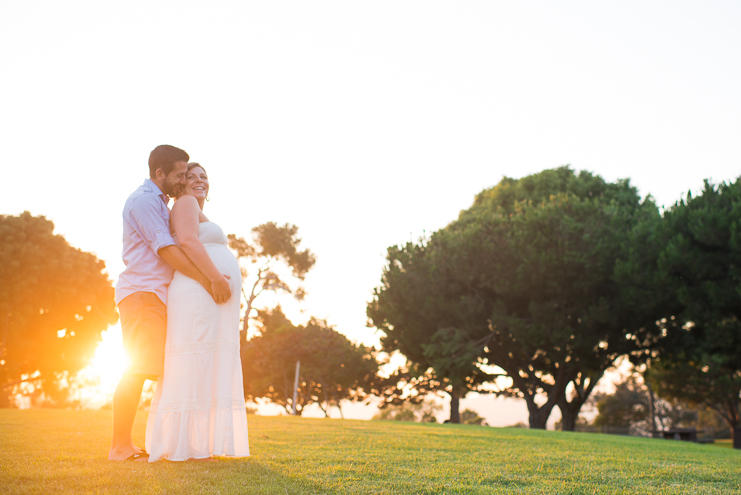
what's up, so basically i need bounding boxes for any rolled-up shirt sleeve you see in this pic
[129,195,176,257]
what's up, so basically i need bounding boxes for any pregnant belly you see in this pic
[205,244,242,291]
[171,244,242,294]
[205,244,241,276]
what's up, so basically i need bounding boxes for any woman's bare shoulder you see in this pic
[171,195,199,213]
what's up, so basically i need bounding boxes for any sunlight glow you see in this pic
[90,324,128,388]
[70,324,129,408]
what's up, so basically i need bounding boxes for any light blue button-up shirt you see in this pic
[115,179,177,306]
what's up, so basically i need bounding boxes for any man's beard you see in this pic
[162,179,183,198]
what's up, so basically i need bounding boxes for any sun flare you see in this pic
[71,325,129,408]
[90,325,129,388]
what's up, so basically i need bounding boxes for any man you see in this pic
[109,145,231,461]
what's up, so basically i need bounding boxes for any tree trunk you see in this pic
[647,384,658,436]
[520,366,572,429]
[557,371,601,431]
[557,393,581,431]
[709,395,740,448]
[527,406,549,429]
[240,344,250,398]
[727,399,740,449]
[322,385,329,418]
[559,403,578,431]
[449,385,461,424]
[721,399,741,449]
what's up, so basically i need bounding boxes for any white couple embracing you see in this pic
[109,144,249,462]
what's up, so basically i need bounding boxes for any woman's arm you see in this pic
[171,196,232,304]
[158,245,210,292]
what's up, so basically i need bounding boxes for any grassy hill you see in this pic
[1,409,738,494]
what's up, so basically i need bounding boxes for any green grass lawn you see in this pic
[1,409,739,494]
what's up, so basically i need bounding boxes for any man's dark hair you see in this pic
[148,145,190,178]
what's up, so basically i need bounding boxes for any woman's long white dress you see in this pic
[146,221,250,461]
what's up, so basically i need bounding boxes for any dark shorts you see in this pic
[118,292,167,377]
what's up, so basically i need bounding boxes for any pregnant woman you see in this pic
[146,162,250,461]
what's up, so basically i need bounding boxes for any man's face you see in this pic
[160,161,188,197]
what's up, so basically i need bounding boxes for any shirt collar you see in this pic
[144,178,170,205]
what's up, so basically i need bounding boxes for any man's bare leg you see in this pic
[108,374,148,461]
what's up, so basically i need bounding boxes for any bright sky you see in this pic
[2,1,740,426]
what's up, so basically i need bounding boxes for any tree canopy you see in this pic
[0,212,118,405]
[368,167,660,427]
[367,236,495,423]
[228,222,316,341]
[633,179,741,443]
[242,306,378,417]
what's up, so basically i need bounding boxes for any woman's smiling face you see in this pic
[185,165,209,200]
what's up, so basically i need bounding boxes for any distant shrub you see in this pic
[460,409,487,426]
[373,398,441,423]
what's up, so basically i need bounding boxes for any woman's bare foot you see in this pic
[109,446,149,462]
[187,457,217,462]
[108,441,146,461]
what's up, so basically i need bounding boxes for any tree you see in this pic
[227,222,316,342]
[0,212,118,406]
[367,239,495,423]
[592,375,650,434]
[368,167,658,428]
[457,168,661,430]
[241,306,379,416]
[648,359,740,441]
[628,179,741,447]
[591,373,722,438]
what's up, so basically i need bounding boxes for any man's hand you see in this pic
[209,274,232,304]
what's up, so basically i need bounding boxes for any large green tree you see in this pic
[367,237,495,423]
[242,306,379,416]
[634,179,741,446]
[0,212,118,405]
[369,167,658,427]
